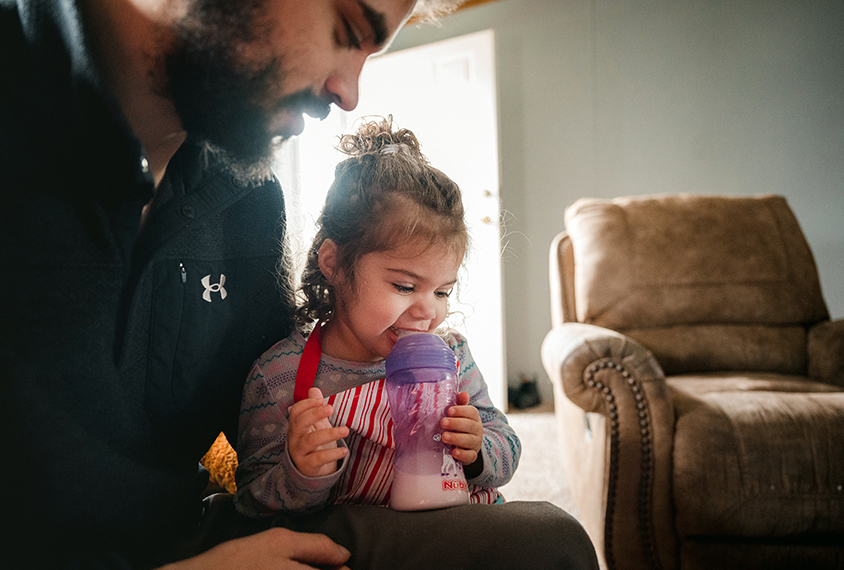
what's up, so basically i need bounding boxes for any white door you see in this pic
[277,30,506,408]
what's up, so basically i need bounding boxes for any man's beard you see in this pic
[161,1,331,183]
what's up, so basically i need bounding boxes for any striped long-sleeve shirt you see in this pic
[234,329,520,517]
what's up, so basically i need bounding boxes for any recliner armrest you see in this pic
[541,323,668,413]
[808,319,844,387]
[541,323,678,570]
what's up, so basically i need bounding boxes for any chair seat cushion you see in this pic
[669,373,844,539]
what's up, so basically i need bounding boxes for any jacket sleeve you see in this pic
[234,359,346,517]
[450,332,521,488]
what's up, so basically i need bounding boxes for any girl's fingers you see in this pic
[304,446,349,469]
[290,402,334,433]
[289,387,329,421]
[441,416,483,437]
[442,430,482,451]
[289,419,347,455]
[293,438,349,476]
[289,425,348,476]
[441,410,484,457]
[289,397,329,424]
[303,425,349,449]
[447,403,480,421]
[450,447,478,464]
[289,388,350,475]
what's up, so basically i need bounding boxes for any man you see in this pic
[0,0,599,568]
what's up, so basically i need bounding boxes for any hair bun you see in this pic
[337,116,424,161]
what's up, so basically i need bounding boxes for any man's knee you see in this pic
[499,501,598,569]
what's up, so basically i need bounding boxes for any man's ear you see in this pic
[318,239,339,282]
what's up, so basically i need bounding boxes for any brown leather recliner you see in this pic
[541,193,844,570]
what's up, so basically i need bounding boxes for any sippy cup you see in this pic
[385,331,470,511]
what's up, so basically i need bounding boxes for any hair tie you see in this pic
[380,143,407,155]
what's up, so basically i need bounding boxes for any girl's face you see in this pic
[321,237,462,362]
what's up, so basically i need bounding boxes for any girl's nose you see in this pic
[409,298,438,322]
[323,54,366,112]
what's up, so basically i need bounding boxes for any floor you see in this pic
[500,401,605,569]
[499,401,581,519]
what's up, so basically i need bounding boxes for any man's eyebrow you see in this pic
[358,1,389,46]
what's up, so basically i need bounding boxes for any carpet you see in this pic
[498,405,581,521]
[500,407,607,568]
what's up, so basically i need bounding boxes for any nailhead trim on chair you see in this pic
[585,359,660,570]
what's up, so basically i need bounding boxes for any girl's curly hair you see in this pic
[295,116,468,327]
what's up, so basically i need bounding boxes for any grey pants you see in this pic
[192,494,600,570]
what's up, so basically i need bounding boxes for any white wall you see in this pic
[390,0,844,402]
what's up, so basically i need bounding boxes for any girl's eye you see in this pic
[393,284,414,294]
[436,289,453,299]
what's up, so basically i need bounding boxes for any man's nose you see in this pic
[323,54,366,112]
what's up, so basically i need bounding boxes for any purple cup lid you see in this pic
[385,332,456,380]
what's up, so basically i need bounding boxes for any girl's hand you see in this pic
[441,391,484,477]
[287,387,349,477]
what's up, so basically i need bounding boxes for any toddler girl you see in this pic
[234,117,520,516]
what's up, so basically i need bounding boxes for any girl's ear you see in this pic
[318,239,339,282]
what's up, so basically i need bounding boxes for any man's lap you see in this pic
[190,493,599,570]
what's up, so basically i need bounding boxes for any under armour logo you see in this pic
[201,274,227,303]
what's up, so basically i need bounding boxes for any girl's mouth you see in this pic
[389,327,428,339]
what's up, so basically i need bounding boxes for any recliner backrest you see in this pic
[556,193,829,374]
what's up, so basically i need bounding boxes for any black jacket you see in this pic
[0,0,294,567]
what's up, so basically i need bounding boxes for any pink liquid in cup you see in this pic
[385,332,470,511]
